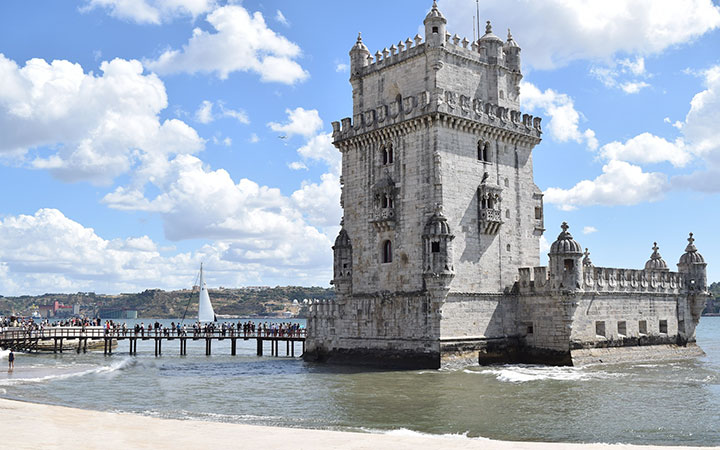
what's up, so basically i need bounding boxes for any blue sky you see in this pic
[0,0,719,295]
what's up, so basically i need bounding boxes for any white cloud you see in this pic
[0,55,203,185]
[582,226,598,235]
[544,160,668,211]
[598,132,690,168]
[439,0,720,70]
[672,65,720,191]
[249,133,260,143]
[591,57,651,94]
[82,0,216,25]
[268,107,323,139]
[0,208,331,295]
[296,132,341,175]
[289,161,308,171]
[144,5,309,84]
[620,81,650,94]
[520,81,598,150]
[275,10,289,26]
[335,63,349,73]
[195,100,214,124]
[194,100,249,124]
[291,173,342,227]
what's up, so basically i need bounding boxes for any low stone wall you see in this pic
[571,344,705,365]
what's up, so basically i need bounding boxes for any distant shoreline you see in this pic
[0,397,705,450]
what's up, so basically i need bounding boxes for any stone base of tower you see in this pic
[303,345,441,370]
[570,343,705,366]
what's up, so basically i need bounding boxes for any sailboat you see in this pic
[197,263,217,322]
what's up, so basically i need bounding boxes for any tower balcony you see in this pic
[480,208,503,234]
[371,208,395,232]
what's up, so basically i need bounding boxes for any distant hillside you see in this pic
[0,286,335,319]
[707,282,720,315]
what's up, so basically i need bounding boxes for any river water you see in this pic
[1,317,720,446]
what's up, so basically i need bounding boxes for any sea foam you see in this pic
[0,357,135,386]
[467,364,624,383]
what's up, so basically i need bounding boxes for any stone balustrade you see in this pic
[518,266,687,295]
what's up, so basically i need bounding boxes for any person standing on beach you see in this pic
[8,350,14,370]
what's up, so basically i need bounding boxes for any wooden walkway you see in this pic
[0,326,306,357]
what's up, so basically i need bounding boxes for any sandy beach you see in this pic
[0,397,713,450]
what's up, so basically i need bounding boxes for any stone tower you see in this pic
[305,2,545,368]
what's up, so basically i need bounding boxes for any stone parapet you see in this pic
[518,266,687,295]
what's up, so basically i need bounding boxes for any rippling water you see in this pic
[2,317,720,445]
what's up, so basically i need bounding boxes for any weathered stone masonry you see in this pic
[304,2,710,368]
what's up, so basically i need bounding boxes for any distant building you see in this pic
[98,308,138,320]
[37,300,76,318]
[305,2,709,368]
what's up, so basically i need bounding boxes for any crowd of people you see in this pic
[1,315,304,339]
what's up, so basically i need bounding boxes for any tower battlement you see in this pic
[305,3,707,369]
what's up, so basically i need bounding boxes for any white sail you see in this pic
[197,264,216,322]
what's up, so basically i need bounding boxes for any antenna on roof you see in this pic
[473,15,476,42]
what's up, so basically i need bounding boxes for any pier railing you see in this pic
[0,326,306,357]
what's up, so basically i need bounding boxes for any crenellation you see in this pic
[306,2,707,369]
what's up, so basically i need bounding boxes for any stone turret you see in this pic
[424,1,447,48]
[423,205,455,294]
[548,222,584,291]
[479,21,503,62]
[332,227,353,295]
[503,29,521,72]
[644,242,669,272]
[678,233,707,291]
[582,248,593,268]
[349,33,371,77]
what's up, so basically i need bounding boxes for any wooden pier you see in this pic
[0,327,306,358]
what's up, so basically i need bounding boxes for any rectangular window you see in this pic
[595,321,606,338]
[659,320,668,334]
[564,259,574,271]
[431,241,440,253]
[639,320,647,335]
[525,323,534,335]
[617,321,627,337]
[535,207,542,220]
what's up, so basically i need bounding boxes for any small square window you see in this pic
[639,320,647,335]
[659,320,668,334]
[596,321,606,338]
[432,26,439,34]
[617,321,627,337]
[526,324,534,335]
[431,242,440,253]
[535,207,543,220]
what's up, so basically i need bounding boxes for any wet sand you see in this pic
[0,398,711,450]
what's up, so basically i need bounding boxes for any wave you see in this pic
[0,349,9,360]
[0,357,135,386]
[355,427,493,442]
[466,365,624,383]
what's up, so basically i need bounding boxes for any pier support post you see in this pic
[291,340,294,357]
[286,340,289,356]
[53,339,58,354]
[104,338,108,355]
[59,338,63,353]
[257,338,263,356]
[77,339,81,354]
[205,338,211,356]
[231,338,236,356]
[83,338,87,353]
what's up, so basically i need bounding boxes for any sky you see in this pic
[0,0,719,295]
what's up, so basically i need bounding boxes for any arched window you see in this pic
[477,141,490,162]
[382,148,388,165]
[382,240,393,263]
[387,195,393,208]
[387,144,394,164]
[381,195,388,208]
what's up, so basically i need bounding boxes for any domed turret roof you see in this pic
[424,1,446,24]
[504,29,520,49]
[645,242,669,271]
[334,228,351,249]
[550,222,583,255]
[679,233,705,265]
[350,32,369,54]
[424,205,452,236]
[479,20,503,43]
